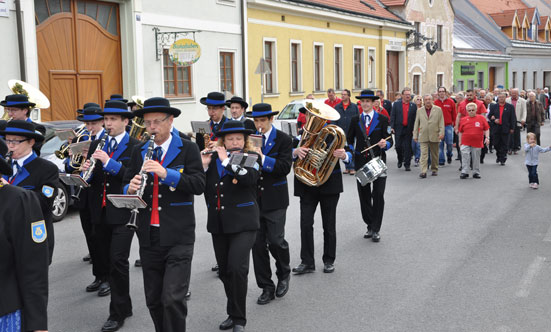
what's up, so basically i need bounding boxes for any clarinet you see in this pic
[4,151,13,164]
[73,129,110,201]
[126,134,156,230]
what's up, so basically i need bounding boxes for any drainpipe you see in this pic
[15,0,26,81]
[241,0,247,100]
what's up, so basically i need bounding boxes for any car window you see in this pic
[278,103,300,120]
[41,136,65,156]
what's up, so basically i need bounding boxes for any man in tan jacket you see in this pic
[506,88,526,154]
[413,95,445,178]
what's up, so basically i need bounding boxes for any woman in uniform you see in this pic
[201,120,260,332]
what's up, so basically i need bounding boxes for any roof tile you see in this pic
[289,0,407,22]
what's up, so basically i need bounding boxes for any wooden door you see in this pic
[35,0,122,121]
[386,51,400,99]
[489,67,495,90]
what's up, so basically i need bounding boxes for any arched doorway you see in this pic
[35,0,123,121]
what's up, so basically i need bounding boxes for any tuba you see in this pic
[129,95,150,142]
[5,80,50,120]
[294,100,345,187]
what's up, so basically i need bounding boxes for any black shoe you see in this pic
[455,157,460,160]
[364,230,373,238]
[405,166,411,171]
[83,254,91,262]
[460,173,469,179]
[439,162,445,166]
[86,278,102,292]
[185,291,191,300]
[134,259,141,267]
[233,325,245,332]
[500,161,506,166]
[212,264,219,272]
[431,171,438,176]
[101,319,124,332]
[323,263,335,273]
[419,173,427,178]
[447,156,452,164]
[219,317,234,330]
[276,276,290,298]
[473,173,481,179]
[257,289,275,305]
[480,159,484,164]
[372,232,381,242]
[292,264,315,275]
[98,281,111,297]
[397,161,402,169]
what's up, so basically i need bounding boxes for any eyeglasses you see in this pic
[144,115,170,127]
[5,139,29,145]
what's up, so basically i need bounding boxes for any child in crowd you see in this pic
[524,132,551,189]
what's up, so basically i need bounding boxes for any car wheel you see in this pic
[52,185,69,222]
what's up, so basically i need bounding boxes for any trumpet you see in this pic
[55,127,89,159]
[126,134,156,230]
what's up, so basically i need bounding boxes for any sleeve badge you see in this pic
[42,185,55,198]
[387,126,392,135]
[31,220,47,243]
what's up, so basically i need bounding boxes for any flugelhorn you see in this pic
[129,95,150,142]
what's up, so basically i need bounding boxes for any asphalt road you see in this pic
[48,125,551,332]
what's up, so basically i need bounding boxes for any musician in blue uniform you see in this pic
[1,94,46,155]
[0,146,49,332]
[80,101,140,332]
[0,120,58,263]
[124,97,205,332]
[201,120,261,332]
[196,92,229,151]
[246,103,293,305]
[346,90,393,242]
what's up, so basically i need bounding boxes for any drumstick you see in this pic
[360,136,392,154]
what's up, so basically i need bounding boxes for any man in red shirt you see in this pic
[459,103,490,179]
[434,86,456,165]
[455,89,486,169]
[324,88,342,108]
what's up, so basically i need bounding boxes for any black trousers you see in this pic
[108,224,134,321]
[79,207,95,272]
[252,208,290,292]
[299,192,339,267]
[508,125,521,151]
[526,123,541,145]
[212,230,256,326]
[395,134,413,166]
[357,176,386,233]
[492,132,510,163]
[91,210,111,280]
[140,227,193,332]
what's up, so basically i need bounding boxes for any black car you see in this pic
[40,120,82,222]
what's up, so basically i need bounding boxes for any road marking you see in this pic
[516,256,546,298]
[543,224,551,242]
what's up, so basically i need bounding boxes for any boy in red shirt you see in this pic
[458,102,490,179]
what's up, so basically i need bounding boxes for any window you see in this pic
[522,27,527,40]
[368,49,376,88]
[468,80,474,90]
[546,29,549,42]
[314,44,323,91]
[437,25,443,50]
[437,73,443,89]
[533,71,537,89]
[220,52,234,94]
[264,40,276,94]
[457,80,464,91]
[414,22,421,49]
[513,27,518,40]
[512,71,517,88]
[290,42,302,93]
[413,74,421,95]
[522,71,527,90]
[353,47,364,89]
[533,24,538,41]
[477,72,484,89]
[163,49,192,97]
[334,46,343,91]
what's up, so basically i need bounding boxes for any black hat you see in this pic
[0,120,45,142]
[355,89,379,101]
[245,103,280,118]
[133,97,181,118]
[0,139,11,176]
[106,94,128,103]
[99,100,134,118]
[200,92,226,107]
[215,120,254,137]
[77,108,104,122]
[77,102,101,114]
[0,94,35,109]
[226,96,248,109]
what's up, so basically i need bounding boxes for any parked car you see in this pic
[273,98,325,133]
[40,120,82,222]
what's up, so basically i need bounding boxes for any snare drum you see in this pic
[355,157,387,186]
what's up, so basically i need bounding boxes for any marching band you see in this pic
[0,82,396,332]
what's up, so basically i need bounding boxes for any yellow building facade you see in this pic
[246,0,412,111]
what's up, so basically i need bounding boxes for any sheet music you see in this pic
[229,153,259,168]
[249,135,262,148]
[190,121,212,134]
[280,121,298,136]
[55,129,77,141]
[69,140,92,155]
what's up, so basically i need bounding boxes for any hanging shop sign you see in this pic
[168,38,201,67]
